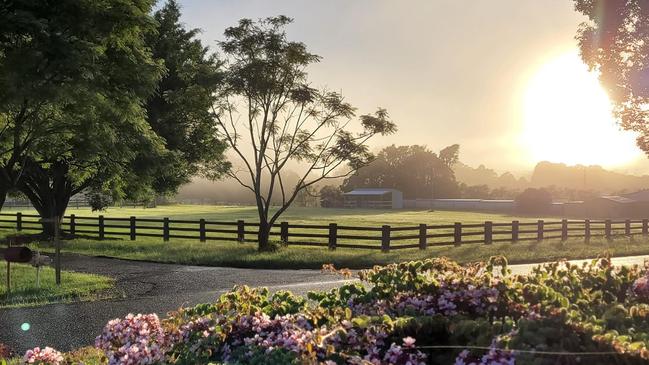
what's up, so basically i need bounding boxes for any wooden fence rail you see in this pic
[0,213,647,252]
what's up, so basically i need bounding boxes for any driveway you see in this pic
[0,254,348,353]
[1,253,648,353]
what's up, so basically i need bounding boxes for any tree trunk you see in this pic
[34,196,70,238]
[257,220,272,251]
[18,160,74,238]
[0,186,8,212]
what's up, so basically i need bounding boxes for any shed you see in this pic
[579,195,649,218]
[343,188,403,209]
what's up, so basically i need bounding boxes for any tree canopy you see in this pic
[0,0,164,234]
[574,0,649,152]
[343,144,460,199]
[213,16,396,250]
[139,0,229,196]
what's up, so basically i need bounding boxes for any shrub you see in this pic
[21,256,649,364]
[515,188,552,213]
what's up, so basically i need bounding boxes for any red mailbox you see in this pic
[2,246,33,263]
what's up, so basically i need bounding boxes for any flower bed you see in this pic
[6,256,649,364]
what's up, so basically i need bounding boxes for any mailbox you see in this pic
[3,246,33,263]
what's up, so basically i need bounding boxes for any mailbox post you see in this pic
[40,216,61,285]
[2,244,34,294]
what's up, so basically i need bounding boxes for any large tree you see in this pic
[213,16,396,251]
[574,0,649,151]
[342,144,460,199]
[0,0,164,235]
[138,0,230,196]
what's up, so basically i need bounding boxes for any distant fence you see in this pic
[0,212,647,252]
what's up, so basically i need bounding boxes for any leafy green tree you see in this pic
[138,0,230,196]
[343,145,460,199]
[213,16,396,251]
[319,185,344,208]
[0,0,164,235]
[574,0,649,151]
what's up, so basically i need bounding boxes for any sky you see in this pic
[175,0,648,175]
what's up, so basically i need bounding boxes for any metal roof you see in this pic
[600,195,636,204]
[343,188,400,196]
[623,190,649,202]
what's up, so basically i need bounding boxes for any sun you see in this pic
[520,50,641,168]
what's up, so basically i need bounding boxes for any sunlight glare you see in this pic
[520,51,641,168]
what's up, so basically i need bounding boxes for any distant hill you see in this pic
[529,161,649,193]
[454,161,649,194]
[453,162,528,189]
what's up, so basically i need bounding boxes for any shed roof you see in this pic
[623,190,649,202]
[600,195,636,204]
[343,188,400,196]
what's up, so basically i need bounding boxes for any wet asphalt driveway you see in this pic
[0,254,348,353]
[3,253,649,354]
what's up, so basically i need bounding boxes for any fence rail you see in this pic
[0,212,647,252]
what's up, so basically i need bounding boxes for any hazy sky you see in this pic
[176,0,647,175]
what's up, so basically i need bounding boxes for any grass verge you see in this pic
[24,235,649,270]
[0,261,114,308]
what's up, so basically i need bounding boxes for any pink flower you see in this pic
[23,346,64,365]
[402,336,416,348]
[95,313,168,365]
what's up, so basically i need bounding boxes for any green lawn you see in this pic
[2,205,646,270]
[0,262,114,308]
[19,235,649,270]
[1,204,555,226]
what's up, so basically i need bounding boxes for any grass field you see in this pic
[1,205,565,249]
[1,205,648,269]
[0,262,114,308]
[1,204,556,225]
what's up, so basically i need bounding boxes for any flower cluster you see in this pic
[0,342,14,359]
[227,312,318,360]
[95,313,168,365]
[454,347,515,365]
[632,275,649,301]
[22,347,64,365]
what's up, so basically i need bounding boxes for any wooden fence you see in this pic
[0,212,647,252]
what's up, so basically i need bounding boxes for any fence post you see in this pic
[199,219,206,242]
[130,216,136,241]
[625,219,631,236]
[381,225,390,252]
[644,219,648,236]
[537,220,544,241]
[605,219,612,240]
[585,219,590,242]
[280,222,289,244]
[328,223,337,250]
[70,214,76,237]
[484,221,492,245]
[237,220,245,243]
[16,212,22,231]
[454,222,462,247]
[163,217,170,242]
[512,220,519,243]
[561,219,568,241]
[98,215,105,240]
[418,224,427,250]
